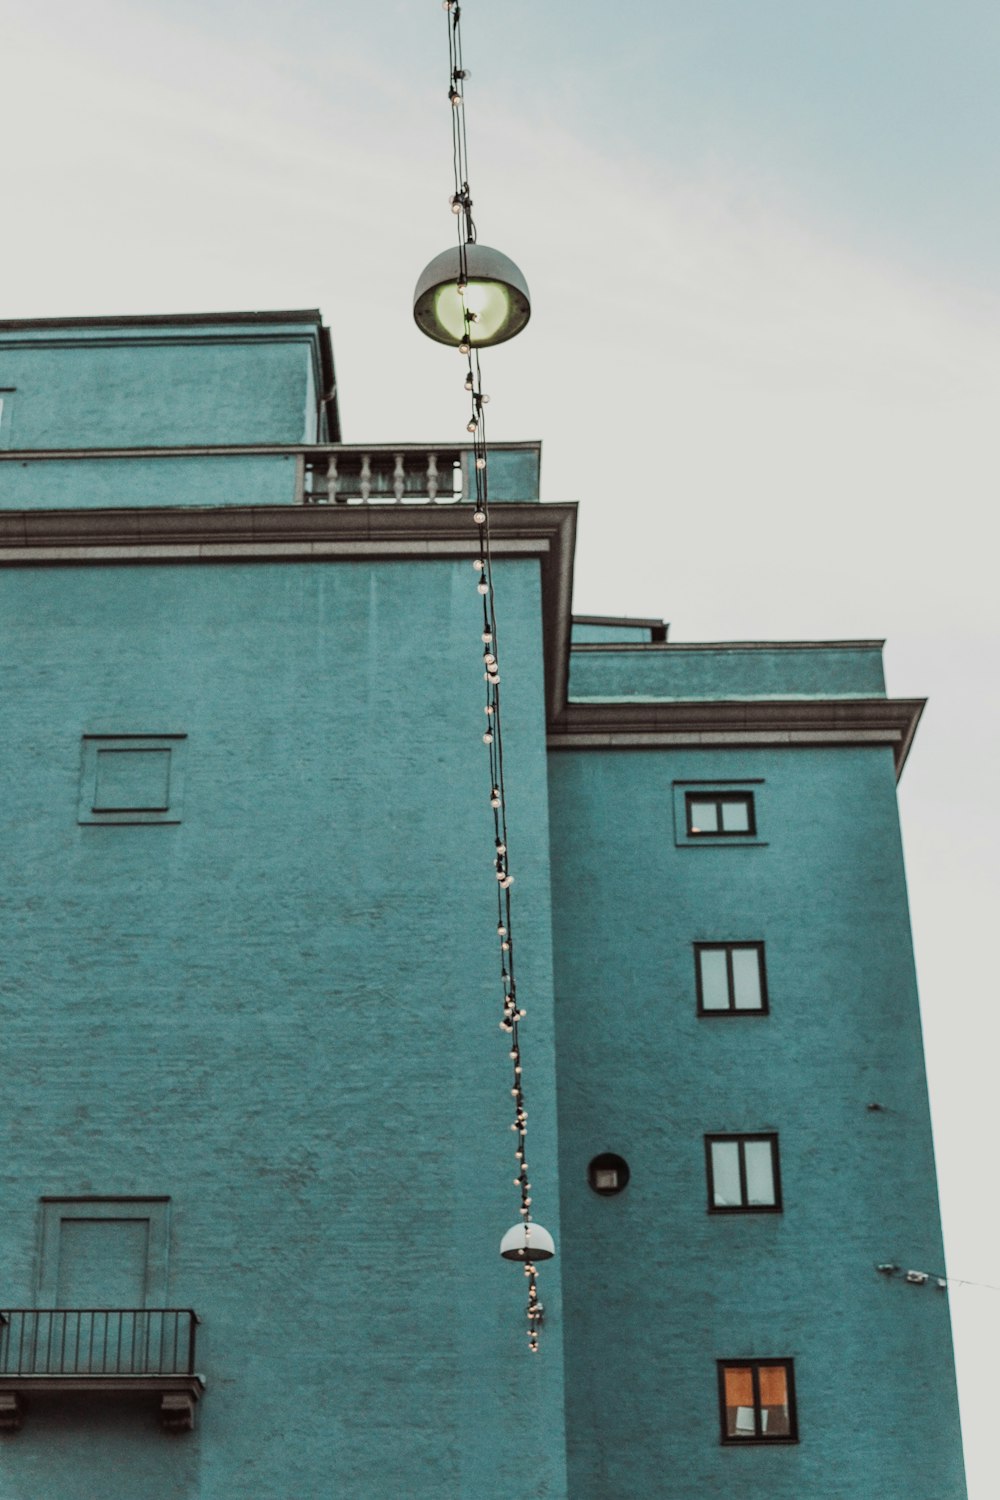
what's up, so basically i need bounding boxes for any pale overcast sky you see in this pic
[3,3,999,1491]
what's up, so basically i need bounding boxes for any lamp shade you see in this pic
[413,244,531,348]
[499,1222,555,1262]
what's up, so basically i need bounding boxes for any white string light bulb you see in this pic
[430,0,545,1356]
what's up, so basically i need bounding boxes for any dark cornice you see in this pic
[548,697,925,779]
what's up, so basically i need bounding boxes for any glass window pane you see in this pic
[721,797,751,831]
[688,799,718,833]
[699,949,730,1010]
[711,1141,742,1206]
[759,1366,790,1433]
[743,1141,776,1205]
[724,1366,753,1406]
[723,1366,756,1437]
[731,947,763,1010]
[732,1406,757,1436]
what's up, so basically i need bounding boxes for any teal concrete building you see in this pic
[0,312,966,1497]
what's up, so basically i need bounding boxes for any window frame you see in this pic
[717,1358,797,1445]
[694,941,769,1017]
[685,791,756,839]
[672,779,766,848]
[704,1133,782,1214]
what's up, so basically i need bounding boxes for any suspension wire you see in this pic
[443,0,542,1353]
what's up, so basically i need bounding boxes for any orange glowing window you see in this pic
[718,1359,796,1443]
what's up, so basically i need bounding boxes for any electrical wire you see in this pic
[442,0,542,1352]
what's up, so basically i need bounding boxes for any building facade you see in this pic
[0,312,966,1497]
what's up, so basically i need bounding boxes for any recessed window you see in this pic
[587,1153,630,1195]
[718,1359,796,1443]
[695,943,767,1015]
[673,781,766,848]
[686,792,755,837]
[78,734,186,825]
[705,1134,781,1212]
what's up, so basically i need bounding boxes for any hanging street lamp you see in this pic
[413,243,531,349]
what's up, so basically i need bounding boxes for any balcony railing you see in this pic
[302,446,463,504]
[0,1309,203,1432]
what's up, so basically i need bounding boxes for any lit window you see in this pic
[695,942,767,1015]
[705,1134,781,1212]
[718,1360,796,1443]
[686,791,755,837]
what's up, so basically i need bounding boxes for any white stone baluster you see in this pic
[393,453,406,501]
[426,453,439,501]
[360,454,372,501]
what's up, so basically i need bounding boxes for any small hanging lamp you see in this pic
[500,1222,556,1262]
[413,244,531,348]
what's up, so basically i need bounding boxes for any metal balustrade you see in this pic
[0,1308,198,1378]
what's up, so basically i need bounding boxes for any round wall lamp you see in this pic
[588,1153,630,1196]
[413,244,531,348]
[499,1222,555,1262]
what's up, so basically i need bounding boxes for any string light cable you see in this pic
[442,0,543,1353]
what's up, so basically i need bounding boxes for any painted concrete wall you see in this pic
[0,454,298,509]
[0,557,567,1499]
[0,323,322,449]
[548,743,966,1499]
[571,622,656,644]
[0,448,540,510]
[569,643,887,701]
[461,446,540,503]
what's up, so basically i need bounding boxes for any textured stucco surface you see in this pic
[0,557,567,1499]
[568,643,887,702]
[0,453,298,508]
[0,324,320,449]
[548,744,966,1499]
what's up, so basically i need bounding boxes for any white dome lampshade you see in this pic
[413,244,531,349]
[499,1222,555,1262]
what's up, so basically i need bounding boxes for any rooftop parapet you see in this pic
[0,311,337,450]
[569,638,887,702]
[0,442,541,509]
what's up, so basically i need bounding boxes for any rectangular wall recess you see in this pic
[78,735,187,825]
